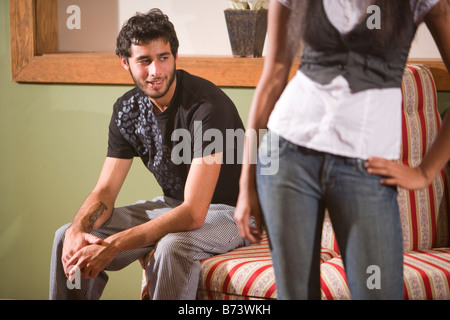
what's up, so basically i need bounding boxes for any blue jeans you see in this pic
[257,132,404,300]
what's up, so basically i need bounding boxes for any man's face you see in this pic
[122,39,177,108]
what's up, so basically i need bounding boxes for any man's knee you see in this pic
[153,234,193,260]
[54,223,71,245]
[152,232,213,269]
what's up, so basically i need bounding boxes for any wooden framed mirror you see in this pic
[9,0,280,86]
[9,0,449,89]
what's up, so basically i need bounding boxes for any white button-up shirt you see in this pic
[270,0,440,160]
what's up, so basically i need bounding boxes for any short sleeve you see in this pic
[107,102,138,159]
[410,0,442,24]
[278,0,292,8]
[190,94,241,159]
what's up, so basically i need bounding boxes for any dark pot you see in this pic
[224,9,268,58]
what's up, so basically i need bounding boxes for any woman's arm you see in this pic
[234,0,302,243]
[366,0,450,190]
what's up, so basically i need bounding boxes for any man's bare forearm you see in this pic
[70,193,113,234]
[86,201,108,232]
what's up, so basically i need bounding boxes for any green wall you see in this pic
[0,1,449,300]
[0,1,254,299]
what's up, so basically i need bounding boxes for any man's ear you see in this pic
[120,55,130,71]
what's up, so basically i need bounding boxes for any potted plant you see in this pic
[224,0,269,57]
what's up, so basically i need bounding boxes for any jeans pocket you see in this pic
[355,159,369,175]
[258,131,289,176]
[352,158,398,195]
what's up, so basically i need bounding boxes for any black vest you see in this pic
[300,1,418,92]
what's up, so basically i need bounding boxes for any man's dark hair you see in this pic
[116,8,179,59]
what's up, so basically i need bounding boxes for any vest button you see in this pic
[339,64,346,71]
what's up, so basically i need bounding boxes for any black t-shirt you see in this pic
[107,70,245,206]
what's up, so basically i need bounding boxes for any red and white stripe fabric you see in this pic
[197,235,276,300]
[320,249,450,300]
[398,65,450,251]
[403,248,450,299]
[320,65,450,300]
[196,232,339,300]
[141,65,449,300]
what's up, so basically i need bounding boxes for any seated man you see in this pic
[49,8,246,300]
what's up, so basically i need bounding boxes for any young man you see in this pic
[49,9,246,300]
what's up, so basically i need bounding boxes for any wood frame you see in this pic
[9,0,450,89]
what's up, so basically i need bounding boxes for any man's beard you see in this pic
[130,64,176,100]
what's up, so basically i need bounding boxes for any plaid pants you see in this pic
[49,196,246,299]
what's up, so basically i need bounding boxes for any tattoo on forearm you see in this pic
[87,202,108,232]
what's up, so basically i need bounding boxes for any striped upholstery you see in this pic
[321,211,340,254]
[320,257,350,300]
[320,249,450,300]
[404,248,450,299]
[398,65,450,250]
[320,65,450,300]
[196,232,338,300]
[139,249,155,300]
[140,65,450,300]
[197,235,276,300]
